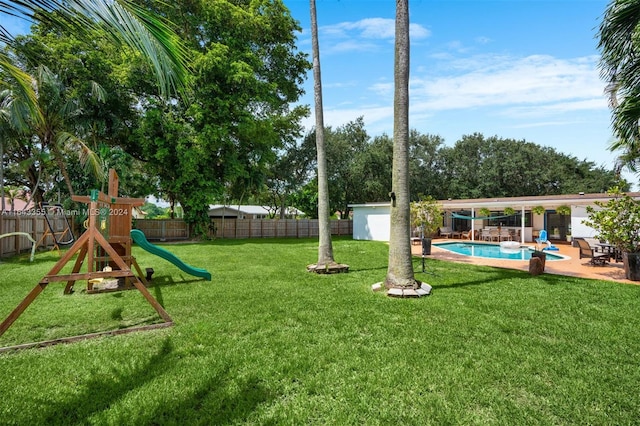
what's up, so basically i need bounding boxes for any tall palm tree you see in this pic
[598,0,640,174]
[0,0,190,117]
[384,0,430,297]
[307,0,348,274]
[30,65,105,197]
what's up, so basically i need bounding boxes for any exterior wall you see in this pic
[352,205,390,241]
[532,214,545,235]
[571,205,598,238]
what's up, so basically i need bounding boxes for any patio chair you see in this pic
[439,226,452,238]
[574,238,609,266]
[583,237,604,252]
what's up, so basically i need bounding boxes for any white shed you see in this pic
[350,203,391,241]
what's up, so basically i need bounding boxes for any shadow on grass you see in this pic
[149,276,209,288]
[415,259,572,290]
[348,265,388,273]
[39,338,274,425]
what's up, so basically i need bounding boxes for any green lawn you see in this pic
[1,237,639,425]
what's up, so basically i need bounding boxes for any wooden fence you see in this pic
[1,215,353,259]
[134,218,353,241]
[132,219,189,241]
[0,213,75,259]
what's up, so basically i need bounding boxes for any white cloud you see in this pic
[475,36,492,45]
[411,54,605,112]
[323,18,430,40]
[370,81,393,97]
[299,48,610,149]
[503,99,608,119]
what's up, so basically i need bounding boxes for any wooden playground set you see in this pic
[0,170,210,352]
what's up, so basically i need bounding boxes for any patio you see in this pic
[414,238,637,285]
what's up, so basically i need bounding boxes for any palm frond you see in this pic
[89,80,107,103]
[56,131,105,183]
[0,51,42,125]
[0,0,191,97]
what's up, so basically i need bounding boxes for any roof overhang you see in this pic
[350,192,640,211]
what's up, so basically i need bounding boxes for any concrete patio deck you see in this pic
[412,238,638,285]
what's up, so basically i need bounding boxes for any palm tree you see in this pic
[598,0,640,173]
[30,65,105,197]
[306,0,348,274]
[384,0,430,297]
[0,0,190,117]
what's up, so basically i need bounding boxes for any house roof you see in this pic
[439,192,640,209]
[1,198,35,211]
[209,205,271,215]
[208,205,304,216]
[350,192,640,210]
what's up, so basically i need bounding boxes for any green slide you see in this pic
[130,229,211,281]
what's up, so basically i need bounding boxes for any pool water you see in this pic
[434,242,564,261]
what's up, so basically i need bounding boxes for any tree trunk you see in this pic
[0,139,4,212]
[49,142,75,198]
[307,0,347,273]
[384,0,428,296]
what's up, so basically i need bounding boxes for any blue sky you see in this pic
[285,0,632,184]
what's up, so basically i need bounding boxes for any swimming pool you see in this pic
[434,242,564,261]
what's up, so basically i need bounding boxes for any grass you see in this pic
[1,237,639,425]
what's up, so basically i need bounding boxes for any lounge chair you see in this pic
[461,230,473,240]
[439,226,452,238]
[441,226,465,239]
[575,238,610,266]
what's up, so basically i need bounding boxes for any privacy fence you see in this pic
[134,218,353,241]
[0,212,76,259]
[1,215,353,259]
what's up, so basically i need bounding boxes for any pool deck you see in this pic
[413,238,637,285]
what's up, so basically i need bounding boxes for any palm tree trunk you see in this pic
[50,143,75,197]
[307,0,348,273]
[1,139,4,212]
[384,0,428,296]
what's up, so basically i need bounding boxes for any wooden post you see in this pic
[0,211,4,258]
[0,282,48,337]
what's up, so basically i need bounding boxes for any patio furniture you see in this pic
[439,226,452,238]
[597,242,623,263]
[461,230,474,240]
[575,238,610,266]
[583,238,604,252]
[439,226,461,238]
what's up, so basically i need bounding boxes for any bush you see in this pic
[584,187,640,253]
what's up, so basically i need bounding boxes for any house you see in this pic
[1,197,35,212]
[208,205,303,219]
[350,192,640,243]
